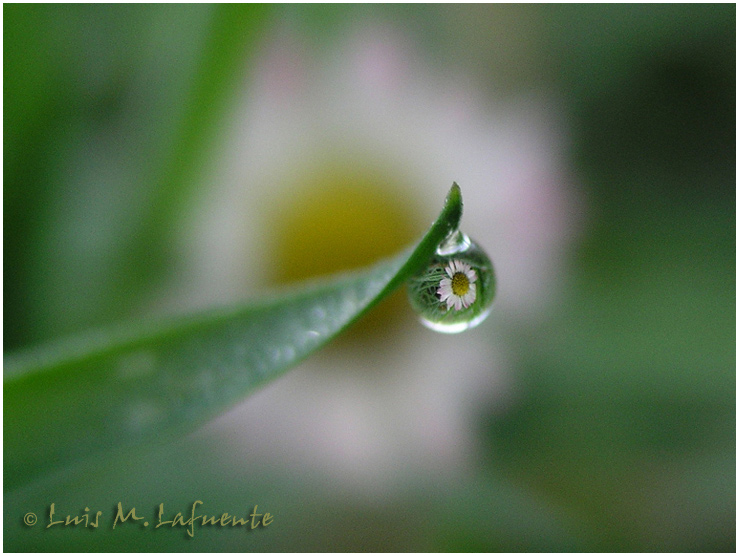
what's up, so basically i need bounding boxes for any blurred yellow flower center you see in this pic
[451,272,470,296]
[268,163,422,346]
[270,166,419,282]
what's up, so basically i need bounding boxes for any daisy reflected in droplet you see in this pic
[438,260,477,311]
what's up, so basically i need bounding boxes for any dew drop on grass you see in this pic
[406,229,495,333]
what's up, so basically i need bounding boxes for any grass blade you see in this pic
[4,184,462,490]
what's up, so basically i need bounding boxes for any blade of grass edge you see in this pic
[4,184,462,490]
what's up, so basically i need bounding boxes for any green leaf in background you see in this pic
[4,5,272,349]
[4,184,463,491]
[119,4,274,297]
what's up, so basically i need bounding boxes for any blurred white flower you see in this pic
[176,22,580,493]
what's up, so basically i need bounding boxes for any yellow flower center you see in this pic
[451,272,470,296]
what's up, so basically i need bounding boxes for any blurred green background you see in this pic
[4,4,734,551]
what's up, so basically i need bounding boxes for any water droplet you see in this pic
[406,230,495,333]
